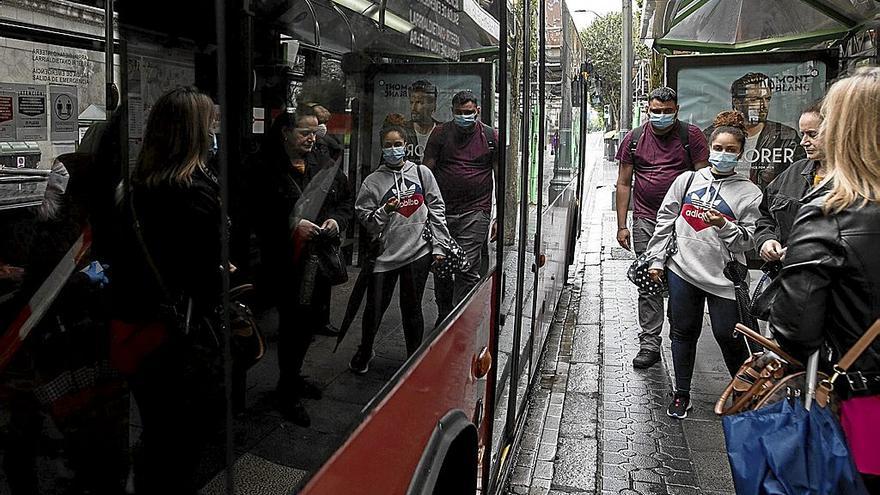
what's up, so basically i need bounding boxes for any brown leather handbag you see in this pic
[715,324,829,415]
[716,320,880,415]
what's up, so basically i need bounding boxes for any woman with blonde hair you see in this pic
[770,67,880,491]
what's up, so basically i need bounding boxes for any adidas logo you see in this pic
[392,182,419,199]
[690,188,721,211]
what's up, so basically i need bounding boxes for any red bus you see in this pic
[0,0,588,493]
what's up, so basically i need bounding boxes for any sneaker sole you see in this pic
[349,352,375,375]
[349,362,369,374]
[666,403,694,419]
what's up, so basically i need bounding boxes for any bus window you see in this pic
[2,0,507,492]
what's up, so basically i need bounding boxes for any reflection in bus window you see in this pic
[247,108,353,427]
[423,90,498,323]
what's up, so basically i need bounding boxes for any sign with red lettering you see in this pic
[12,83,48,141]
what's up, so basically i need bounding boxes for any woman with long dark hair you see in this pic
[113,86,225,494]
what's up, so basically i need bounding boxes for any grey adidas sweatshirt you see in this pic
[356,160,452,273]
[644,167,763,300]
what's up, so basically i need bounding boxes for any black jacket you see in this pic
[113,166,223,320]
[248,150,353,298]
[754,159,830,250]
[769,198,880,377]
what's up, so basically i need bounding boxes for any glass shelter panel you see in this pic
[1,0,507,492]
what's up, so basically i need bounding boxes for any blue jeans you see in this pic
[667,269,748,393]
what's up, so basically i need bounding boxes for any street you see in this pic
[506,143,736,495]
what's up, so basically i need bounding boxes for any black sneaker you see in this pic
[349,347,375,375]
[666,392,693,419]
[632,349,661,369]
[277,396,311,427]
[296,376,323,400]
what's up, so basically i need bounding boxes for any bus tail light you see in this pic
[473,347,492,378]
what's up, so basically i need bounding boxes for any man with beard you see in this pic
[423,90,497,324]
[405,80,442,163]
[704,72,805,190]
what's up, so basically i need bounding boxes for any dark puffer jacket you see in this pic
[754,159,830,250]
[770,197,880,390]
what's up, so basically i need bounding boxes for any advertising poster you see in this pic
[672,55,832,189]
[368,68,486,168]
[13,83,48,141]
[0,85,14,141]
[50,85,78,142]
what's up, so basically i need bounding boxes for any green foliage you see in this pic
[580,8,653,128]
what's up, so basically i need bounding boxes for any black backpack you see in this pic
[629,122,692,169]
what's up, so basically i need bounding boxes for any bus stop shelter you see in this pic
[641,0,879,53]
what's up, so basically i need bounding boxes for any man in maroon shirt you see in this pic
[615,87,710,369]
[424,90,497,323]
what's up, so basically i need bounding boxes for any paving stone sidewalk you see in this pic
[506,156,736,495]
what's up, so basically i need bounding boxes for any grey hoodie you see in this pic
[356,160,451,272]
[644,167,763,299]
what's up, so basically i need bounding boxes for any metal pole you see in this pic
[620,0,633,137]
[805,351,820,411]
[104,0,114,112]
[214,0,234,491]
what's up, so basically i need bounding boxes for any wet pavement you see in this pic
[506,153,736,495]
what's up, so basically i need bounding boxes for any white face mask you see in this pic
[316,123,328,138]
[709,150,740,173]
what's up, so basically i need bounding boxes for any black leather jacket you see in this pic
[769,197,880,378]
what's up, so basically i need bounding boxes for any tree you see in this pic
[581,12,623,129]
[580,9,651,129]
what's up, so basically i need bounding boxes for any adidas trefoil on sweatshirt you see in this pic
[356,161,451,273]
[644,167,763,299]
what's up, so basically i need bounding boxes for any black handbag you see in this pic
[627,253,668,295]
[415,165,470,280]
[626,172,695,295]
[313,231,349,286]
[749,261,781,321]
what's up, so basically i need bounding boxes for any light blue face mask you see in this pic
[649,112,676,130]
[709,150,740,173]
[454,112,478,128]
[382,145,407,165]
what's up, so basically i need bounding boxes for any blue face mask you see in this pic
[382,146,407,165]
[454,112,478,128]
[709,150,739,173]
[649,112,676,130]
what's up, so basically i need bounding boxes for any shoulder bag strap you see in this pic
[482,123,496,165]
[128,188,192,329]
[415,165,433,238]
[816,319,880,404]
[678,123,692,170]
[836,319,880,372]
[629,124,645,168]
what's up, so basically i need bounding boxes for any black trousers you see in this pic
[276,273,330,394]
[360,254,432,356]
[130,337,224,495]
